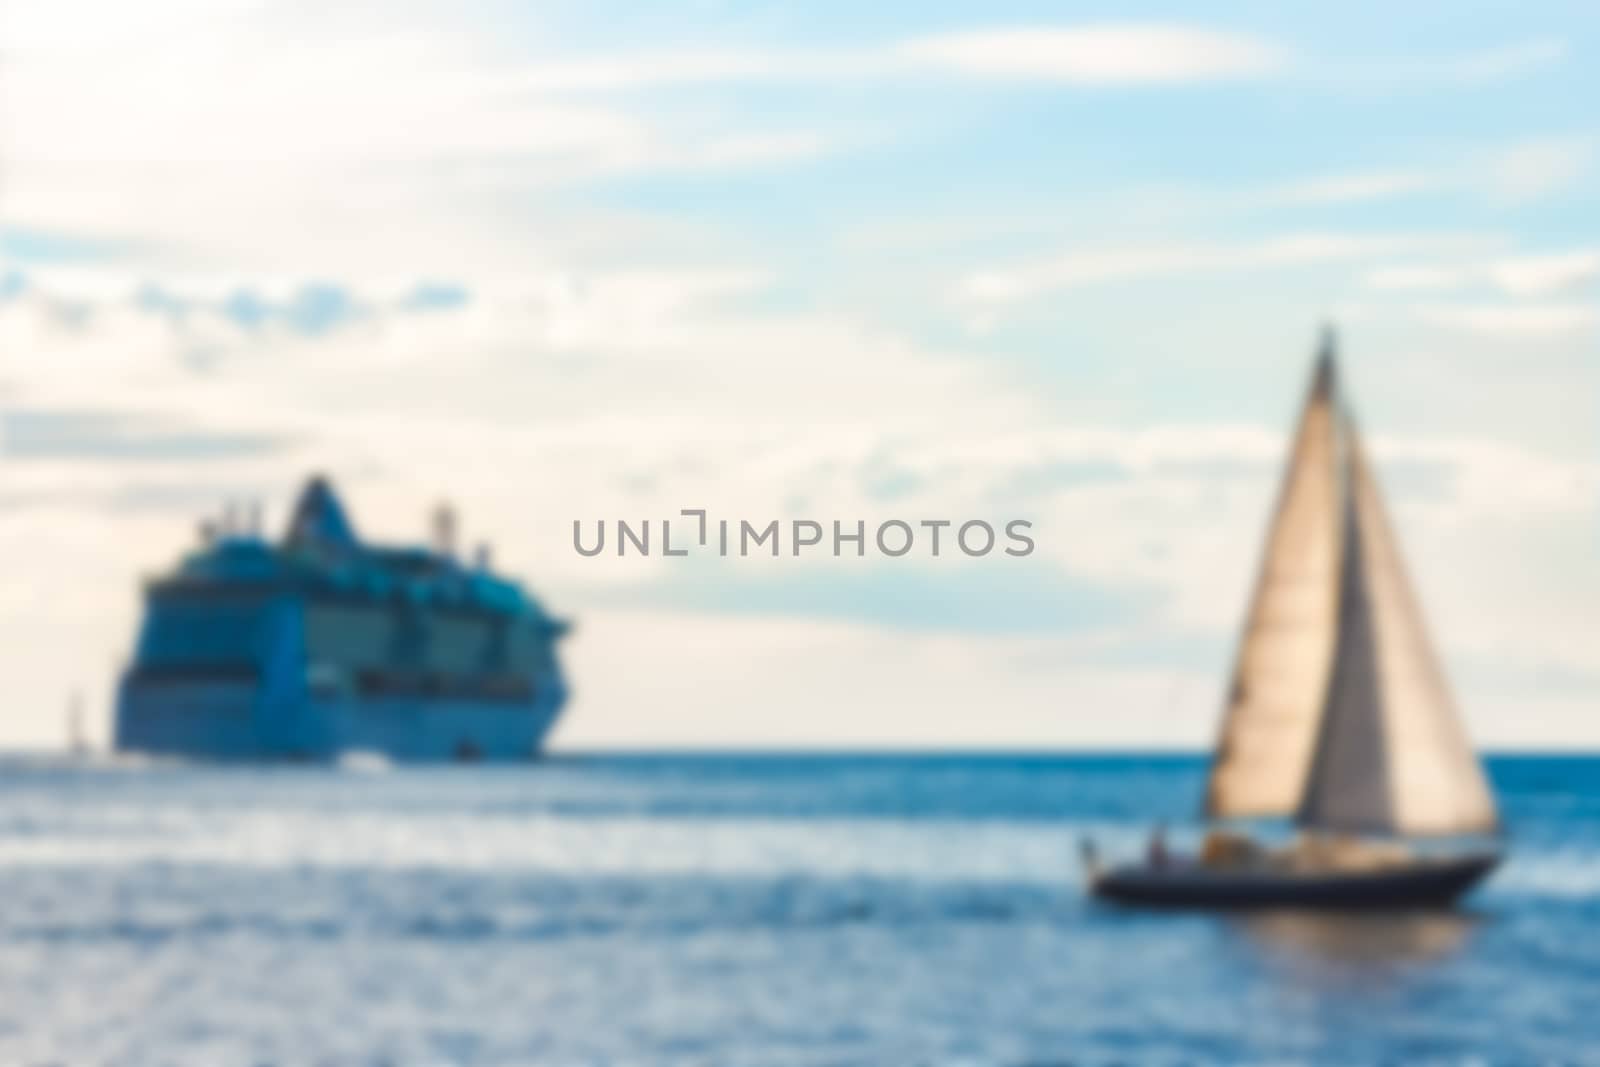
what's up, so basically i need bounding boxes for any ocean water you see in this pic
[1,754,1597,1065]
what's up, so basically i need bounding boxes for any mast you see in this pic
[67,690,88,756]
[1296,425,1498,837]
[1204,328,1344,820]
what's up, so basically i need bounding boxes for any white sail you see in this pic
[1204,344,1343,820]
[1297,430,1498,837]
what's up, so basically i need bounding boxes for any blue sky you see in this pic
[0,0,1595,748]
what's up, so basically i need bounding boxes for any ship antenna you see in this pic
[432,502,458,559]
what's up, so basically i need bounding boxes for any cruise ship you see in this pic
[114,477,569,761]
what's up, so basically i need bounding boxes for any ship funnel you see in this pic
[286,475,359,549]
[474,543,493,571]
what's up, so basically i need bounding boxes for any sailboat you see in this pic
[67,691,89,759]
[1087,328,1502,909]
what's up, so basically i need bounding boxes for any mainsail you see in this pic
[1204,341,1343,820]
[1296,431,1499,836]
[1203,328,1497,837]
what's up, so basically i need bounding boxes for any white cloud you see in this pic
[0,12,835,274]
[1416,302,1598,339]
[1159,136,1594,221]
[472,27,1574,96]
[2,19,1284,173]
[493,50,809,93]
[1366,249,1600,297]
[956,232,1488,306]
[1487,250,1600,296]
[1483,135,1595,203]
[895,25,1284,83]
[1438,38,1569,82]
[1197,137,1594,218]
[1271,171,1436,205]
[1301,137,1595,209]
[1365,265,1470,291]
[0,18,1281,276]
[489,24,1286,93]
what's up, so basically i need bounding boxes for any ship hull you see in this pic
[1089,850,1500,910]
[114,677,566,762]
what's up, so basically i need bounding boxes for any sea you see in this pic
[0,753,1596,1066]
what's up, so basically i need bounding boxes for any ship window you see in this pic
[137,597,264,667]
[483,620,509,670]
[391,611,429,663]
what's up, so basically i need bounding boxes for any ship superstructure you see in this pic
[114,477,568,761]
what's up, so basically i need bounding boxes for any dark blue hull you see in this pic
[1090,851,1500,910]
[114,675,566,762]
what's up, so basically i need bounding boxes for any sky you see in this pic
[0,0,1595,750]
